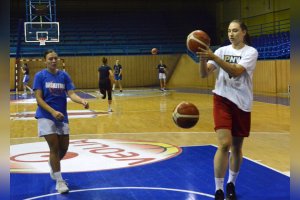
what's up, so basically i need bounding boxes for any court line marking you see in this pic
[196,144,290,177]
[80,90,97,98]
[242,154,290,177]
[24,186,214,200]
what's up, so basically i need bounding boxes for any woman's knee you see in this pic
[218,141,231,152]
[59,148,68,159]
[230,146,243,156]
[49,143,60,154]
[231,137,244,155]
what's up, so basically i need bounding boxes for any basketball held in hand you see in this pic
[172,102,199,129]
[186,30,210,53]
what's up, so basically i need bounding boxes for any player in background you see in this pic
[157,60,167,91]
[112,59,123,92]
[198,19,258,200]
[33,49,89,194]
[21,63,34,96]
[98,57,115,112]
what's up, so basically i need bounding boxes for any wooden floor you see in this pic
[10,88,290,173]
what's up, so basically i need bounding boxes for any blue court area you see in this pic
[11,145,289,200]
[10,93,36,101]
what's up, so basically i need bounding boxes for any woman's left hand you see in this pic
[82,100,89,109]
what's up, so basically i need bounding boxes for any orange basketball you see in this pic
[151,48,158,55]
[172,101,199,129]
[186,30,210,53]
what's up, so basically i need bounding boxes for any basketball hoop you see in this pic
[39,38,46,46]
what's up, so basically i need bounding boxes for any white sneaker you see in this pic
[96,91,104,98]
[56,180,69,194]
[48,161,56,180]
[108,108,113,112]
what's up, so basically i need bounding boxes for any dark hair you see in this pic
[22,63,28,69]
[44,49,56,59]
[230,19,251,45]
[102,57,108,64]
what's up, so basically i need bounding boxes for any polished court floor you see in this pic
[10,88,290,199]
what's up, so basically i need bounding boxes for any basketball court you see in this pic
[10,0,290,200]
[10,88,290,199]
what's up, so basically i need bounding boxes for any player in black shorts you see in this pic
[98,57,115,112]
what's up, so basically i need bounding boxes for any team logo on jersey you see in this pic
[47,81,66,96]
[10,139,182,173]
[224,55,241,63]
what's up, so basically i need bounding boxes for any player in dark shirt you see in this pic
[98,57,115,112]
[157,60,167,91]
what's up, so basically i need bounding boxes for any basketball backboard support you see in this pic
[24,22,59,45]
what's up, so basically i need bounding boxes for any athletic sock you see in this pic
[215,177,224,191]
[227,169,239,185]
[54,172,63,181]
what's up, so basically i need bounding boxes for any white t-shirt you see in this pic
[208,44,258,112]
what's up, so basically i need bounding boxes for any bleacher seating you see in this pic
[10,12,290,59]
[252,31,290,59]
[10,12,213,57]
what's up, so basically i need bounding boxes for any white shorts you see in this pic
[159,73,166,80]
[38,118,70,137]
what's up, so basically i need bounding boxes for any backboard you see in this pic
[24,22,60,45]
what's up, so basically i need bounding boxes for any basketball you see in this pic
[186,30,211,53]
[151,48,158,55]
[172,101,199,129]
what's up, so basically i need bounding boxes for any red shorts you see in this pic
[213,94,251,137]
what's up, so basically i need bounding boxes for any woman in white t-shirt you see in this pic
[198,19,258,200]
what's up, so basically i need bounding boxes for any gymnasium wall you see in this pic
[215,0,290,42]
[167,54,216,89]
[10,54,290,95]
[10,54,181,91]
[168,54,290,95]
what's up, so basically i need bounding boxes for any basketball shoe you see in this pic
[96,91,104,98]
[215,189,225,200]
[226,182,237,200]
[56,180,69,194]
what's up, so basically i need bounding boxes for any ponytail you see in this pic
[102,57,108,64]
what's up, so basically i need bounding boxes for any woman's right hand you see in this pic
[52,110,64,121]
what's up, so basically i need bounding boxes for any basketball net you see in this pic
[39,38,46,46]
